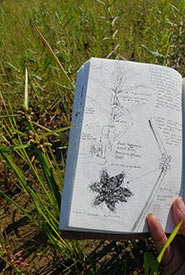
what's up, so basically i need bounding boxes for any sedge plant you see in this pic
[0,68,85,272]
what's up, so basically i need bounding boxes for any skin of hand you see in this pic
[146,197,185,274]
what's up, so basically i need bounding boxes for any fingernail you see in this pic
[175,197,185,214]
[146,213,153,219]
[146,213,156,230]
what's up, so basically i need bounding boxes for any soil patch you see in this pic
[0,190,158,274]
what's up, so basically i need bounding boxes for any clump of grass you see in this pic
[0,73,83,272]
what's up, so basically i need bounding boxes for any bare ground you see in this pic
[0,188,159,275]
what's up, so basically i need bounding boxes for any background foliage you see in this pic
[0,0,184,274]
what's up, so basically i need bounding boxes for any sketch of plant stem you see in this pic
[132,119,171,232]
[86,63,152,159]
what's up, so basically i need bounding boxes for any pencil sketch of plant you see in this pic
[89,170,133,211]
[132,119,172,231]
[81,61,152,164]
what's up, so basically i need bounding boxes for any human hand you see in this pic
[147,197,185,274]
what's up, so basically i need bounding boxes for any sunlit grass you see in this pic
[0,0,184,105]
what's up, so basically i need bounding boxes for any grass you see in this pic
[0,0,185,274]
[1,0,184,103]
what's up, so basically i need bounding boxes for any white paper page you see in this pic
[68,58,182,233]
[182,78,185,203]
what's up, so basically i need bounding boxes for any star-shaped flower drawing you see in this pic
[89,170,133,212]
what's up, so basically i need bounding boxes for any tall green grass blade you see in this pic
[0,147,42,207]
[157,220,183,263]
[0,93,16,132]
[96,0,105,4]
[32,121,55,132]
[24,67,29,110]
[0,146,27,186]
[40,125,73,139]
[0,189,37,225]
[13,129,27,137]
[48,146,63,192]
[0,114,20,119]
[35,147,61,212]
[0,144,30,152]
[15,144,56,206]
[144,252,159,274]
[6,61,20,73]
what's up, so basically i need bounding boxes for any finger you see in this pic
[163,237,185,275]
[172,197,185,235]
[146,213,172,265]
[163,259,185,275]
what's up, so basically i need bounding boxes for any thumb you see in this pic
[172,197,185,235]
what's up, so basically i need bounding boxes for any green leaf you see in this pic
[24,67,29,110]
[35,147,61,212]
[0,114,20,119]
[141,44,164,58]
[6,61,20,72]
[0,189,36,224]
[144,252,159,275]
[0,144,30,152]
[39,125,74,139]
[157,220,183,263]
[12,128,27,137]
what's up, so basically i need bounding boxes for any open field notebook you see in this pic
[59,58,185,239]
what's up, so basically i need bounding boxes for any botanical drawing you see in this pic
[81,61,150,163]
[89,119,171,224]
[83,62,171,222]
[89,170,133,212]
[132,119,171,231]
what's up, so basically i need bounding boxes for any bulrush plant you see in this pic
[0,69,85,272]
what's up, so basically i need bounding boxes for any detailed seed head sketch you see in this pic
[148,119,172,175]
[132,119,172,231]
[89,170,133,212]
[159,153,171,173]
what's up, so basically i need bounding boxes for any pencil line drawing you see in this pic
[89,170,133,212]
[80,61,152,163]
[88,118,171,216]
[132,119,171,231]
[80,136,107,165]
[79,62,172,225]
